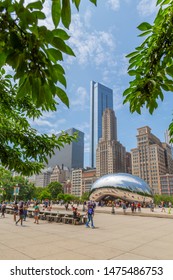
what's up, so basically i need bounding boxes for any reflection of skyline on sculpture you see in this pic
[91,173,152,195]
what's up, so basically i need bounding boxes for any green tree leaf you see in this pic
[26,1,43,10]
[157,0,164,5]
[46,48,63,63]
[166,66,173,77]
[128,70,137,76]
[52,28,70,40]
[0,53,7,68]
[61,0,71,29]
[137,22,152,31]
[56,87,69,107]
[32,11,46,19]
[52,37,75,56]
[72,0,81,10]
[89,0,97,5]
[52,0,61,28]
[126,51,138,58]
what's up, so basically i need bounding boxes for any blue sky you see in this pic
[30,0,173,167]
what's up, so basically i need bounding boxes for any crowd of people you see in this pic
[14,201,41,226]
[0,200,40,226]
[1,199,172,229]
[0,199,97,228]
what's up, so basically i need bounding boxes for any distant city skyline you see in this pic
[31,0,172,167]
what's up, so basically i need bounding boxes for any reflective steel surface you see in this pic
[91,173,152,195]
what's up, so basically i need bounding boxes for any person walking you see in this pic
[82,202,86,212]
[1,201,6,218]
[16,201,24,226]
[13,201,18,222]
[168,202,172,214]
[85,203,95,229]
[65,202,69,211]
[122,202,127,214]
[34,202,40,224]
[137,202,141,212]
[23,202,28,221]
[131,202,135,213]
[111,201,115,214]
[161,201,166,212]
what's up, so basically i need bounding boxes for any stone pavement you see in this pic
[0,210,173,260]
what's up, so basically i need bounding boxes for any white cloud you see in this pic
[137,0,158,17]
[39,111,55,120]
[113,86,125,111]
[56,118,67,125]
[75,122,90,133]
[48,129,62,136]
[118,53,128,76]
[102,52,127,85]
[31,119,54,128]
[30,117,66,129]
[107,0,120,11]
[67,13,116,68]
[71,87,89,111]
[23,1,118,80]
[83,9,92,28]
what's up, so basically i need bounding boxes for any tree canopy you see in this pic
[57,192,79,202]
[123,0,173,141]
[47,181,63,199]
[81,191,90,201]
[0,166,36,201]
[0,0,96,109]
[0,0,96,175]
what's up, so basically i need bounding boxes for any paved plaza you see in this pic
[1,208,173,260]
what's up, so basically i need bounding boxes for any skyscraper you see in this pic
[47,128,84,169]
[131,126,173,194]
[96,108,126,177]
[90,81,113,167]
[164,129,173,157]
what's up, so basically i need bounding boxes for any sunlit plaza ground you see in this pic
[1,206,173,260]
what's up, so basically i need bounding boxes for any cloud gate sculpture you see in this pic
[89,173,153,203]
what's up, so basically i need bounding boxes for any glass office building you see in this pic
[47,128,84,169]
[90,81,113,167]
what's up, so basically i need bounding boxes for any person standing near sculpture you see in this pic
[122,202,127,214]
[85,203,95,229]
